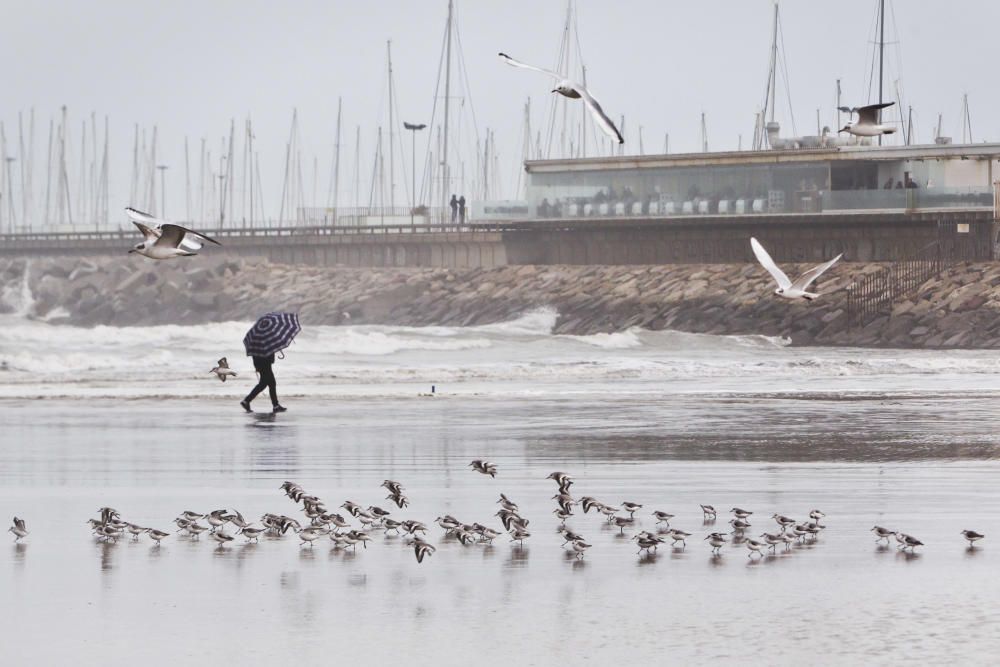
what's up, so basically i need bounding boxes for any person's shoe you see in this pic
[272,404,288,413]
[240,399,252,413]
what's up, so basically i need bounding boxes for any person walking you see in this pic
[458,195,467,224]
[449,194,458,223]
[241,312,300,414]
[241,353,286,413]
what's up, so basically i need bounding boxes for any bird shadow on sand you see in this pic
[964,546,982,559]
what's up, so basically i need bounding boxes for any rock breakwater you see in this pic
[2,255,999,348]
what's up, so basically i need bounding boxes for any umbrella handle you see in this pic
[277,350,285,360]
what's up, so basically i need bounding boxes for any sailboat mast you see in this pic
[877,0,885,145]
[331,97,342,213]
[387,41,396,209]
[441,0,453,219]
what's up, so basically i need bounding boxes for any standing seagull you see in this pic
[750,237,842,301]
[210,358,237,382]
[9,517,28,541]
[498,52,624,144]
[838,102,896,137]
[125,207,222,260]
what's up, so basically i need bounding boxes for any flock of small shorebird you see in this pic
[6,461,987,560]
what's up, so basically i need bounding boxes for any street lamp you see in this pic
[403,122,426,224]
[156,165,168,218]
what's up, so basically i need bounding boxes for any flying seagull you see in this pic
[210,357,237,382]
[125,207,222,260]
[750,237,842,301]
[498,52,624,144]
[837,102,896,137]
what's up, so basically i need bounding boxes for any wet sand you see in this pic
[3,393,1000,664]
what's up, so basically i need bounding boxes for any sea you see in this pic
[3,306,1000,664]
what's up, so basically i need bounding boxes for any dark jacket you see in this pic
[253,354,275,371]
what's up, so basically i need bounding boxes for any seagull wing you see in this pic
[125,207,166,228]
[750,238,791,290]
[857,102,894,125]
[790,254,842,291]
[154,223,222,249]
[498,52,560,80]
[14,517,25,530]
[573,84,624,144]
[131,220,160,242]
[218,357,229,368]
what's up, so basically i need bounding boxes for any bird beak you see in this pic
[550,89,558,94]
[127,249,136,254]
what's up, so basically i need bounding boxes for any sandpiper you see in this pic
[621,502,642,519]
[186,522,208,539]
[125,523,148,540]
[960,530,985,547]
[402,520,428,535]
[211,529,235,546]
[229,511,250,530]
[730,507,753,520]
[729,518,751,533]
[700,504,717,520]
[147,529,169,545]
[387,493,410,509]
[570,539,592,559]
[8,517,28,541]
[553,508,573,524]
[772,514,796,531]
[455,529,477,546]
[669,529,692,548]
[178,510,205,523]
[497,494,519,512]
[297,527,326,547]
[435,516,461,532]
[381,480,405,496]
[478,527,502,544]
[760,532,785,552]
[599,505,620,522]
[98,525,121,542]
[652,511,675,526]
[745,538,766,558]
[547,471,573,487]
[383,518,404,534]
[809,510,826,522]
[509,528,531,546]
[559,527,584,546]
[704,532,727,554]
[580,497,603,514]
[239,526,266,543]
[898,533,923,552]
[613,516,635,534]
[412,538,436,563]
[871,525,894,544]
[469,460,498,478]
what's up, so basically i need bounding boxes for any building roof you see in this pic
[524,142,1000,173]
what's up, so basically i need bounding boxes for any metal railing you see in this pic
[845,241,951,329]
[0,221,512,247]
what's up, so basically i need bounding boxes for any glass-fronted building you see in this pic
[524,143,1000,219]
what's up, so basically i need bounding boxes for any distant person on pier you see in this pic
[241,354,287,413]
[450,194,458,222]
[458,195,467,223]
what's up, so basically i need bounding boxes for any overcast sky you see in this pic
[2,0,997,226]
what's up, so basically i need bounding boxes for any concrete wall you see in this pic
[502,215,995,265]
[0,213,992,267]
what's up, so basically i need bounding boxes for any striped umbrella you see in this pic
[243,312,301,358]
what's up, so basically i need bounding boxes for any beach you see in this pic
[3,313,1000,663]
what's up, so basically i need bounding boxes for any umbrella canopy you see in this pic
[243,312,301,358]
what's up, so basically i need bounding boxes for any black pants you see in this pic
[245,358,278,406]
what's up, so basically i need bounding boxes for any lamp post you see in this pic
[403,122,426,224]
[156,165,168,218]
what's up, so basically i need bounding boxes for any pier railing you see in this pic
[845,241,956,329]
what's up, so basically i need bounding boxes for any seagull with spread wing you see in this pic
[750,237,842,301]
[498,52,624,144]
[837,101,896,137]
[125,207,222,260]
